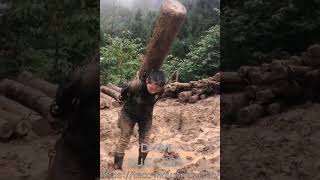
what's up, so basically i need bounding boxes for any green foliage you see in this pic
[222,0,320,70]
[100,36,143,85]
[0,0,99,82]
[100,0,220,83]
[164,25,220,82]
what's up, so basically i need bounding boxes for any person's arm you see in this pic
[118,77,143,102]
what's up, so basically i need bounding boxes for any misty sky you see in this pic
[100,0,163,11]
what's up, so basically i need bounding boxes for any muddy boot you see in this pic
[137,147,148,166]
[114,152,125,170]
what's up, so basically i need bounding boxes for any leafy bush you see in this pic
[100,36,143,85]
[221,0,320,70]
[164,25,220,82]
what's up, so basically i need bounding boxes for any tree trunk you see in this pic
[139,0,186,78]
[17,71,58,98]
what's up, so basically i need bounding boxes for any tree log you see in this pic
[238,104,264,124]
[220,72,245,84]
[267,102,282,115]
[221,93,249,121]
[238,66,259,79]
[192,88,207,96]
[0,96,50,136]
[139,0,186,78]
[168,82,192,92]
[303,44,320,66]
[0,95,38,117]
[0,118,13,140]
[249,65,289,84]
[100,86,120,101]
[0,79,55,123]
[0,108,30,136]
[178,91,193,102]
[100,98,110,109]
[255,89,276,105]
[17,71,58,98]
[106,83,122,93]
[287,65,312,76]
[188,95,199,103]
[212,72,220,82]
[200,94,207,100]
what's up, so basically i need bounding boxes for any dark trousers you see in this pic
[115,109,153,153]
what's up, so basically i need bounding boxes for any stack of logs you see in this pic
[100,74,220,109]
[222,44,320,124]
[0,71,57,141]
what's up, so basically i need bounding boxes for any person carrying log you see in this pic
[113,70,166,170]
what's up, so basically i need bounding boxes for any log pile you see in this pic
[100,84,121,109]
[222,44,320,124]
[0,71,57,141]
[100,74,220,109]
[163,74,220,103]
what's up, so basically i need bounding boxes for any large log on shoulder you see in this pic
[17,71,58,98]
[0,79,55,123]
[138,0,186,78]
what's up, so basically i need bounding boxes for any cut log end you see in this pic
[14,121,30,137]
[162,0,187,17]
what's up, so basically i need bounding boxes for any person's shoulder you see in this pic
[128,73,145,92]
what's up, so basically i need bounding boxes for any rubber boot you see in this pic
[137,147,148,166]
[114,152,124,170]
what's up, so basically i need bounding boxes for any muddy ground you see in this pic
[100,96,220,180]
[222,102,320,180]
[0,132,58,180]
